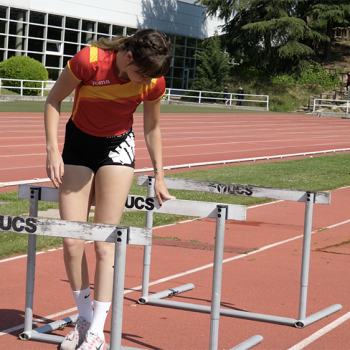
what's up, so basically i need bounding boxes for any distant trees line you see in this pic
[197,0,350,75]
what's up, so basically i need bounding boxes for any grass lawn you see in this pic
[1,152,350,259]
[0,100,272,114]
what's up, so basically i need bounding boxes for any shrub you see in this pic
[0,56,48,96]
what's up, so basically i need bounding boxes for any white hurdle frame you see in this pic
[137,175,342,329]
[10,184,263,350]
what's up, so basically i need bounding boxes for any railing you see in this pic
[0,78,55,97]
[0,79,269,111]
[165,88,269,111]
[313,97,350,115]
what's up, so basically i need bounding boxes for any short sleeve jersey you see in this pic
[67,46,166,137]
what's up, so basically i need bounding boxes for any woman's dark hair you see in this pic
[92,29,172,78]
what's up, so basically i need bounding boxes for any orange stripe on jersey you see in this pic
[67,61,82,82]
[89,46,98,63]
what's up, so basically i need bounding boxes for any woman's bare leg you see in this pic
[93,165,134,302]
[59,165,95,291]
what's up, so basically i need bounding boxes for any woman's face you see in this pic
[124,65,153,85]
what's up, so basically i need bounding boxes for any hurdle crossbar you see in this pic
[137,175,341,329]
[14,185,261,350]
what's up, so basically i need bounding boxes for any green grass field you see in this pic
[1,152,350,259]
[0,100,272,114]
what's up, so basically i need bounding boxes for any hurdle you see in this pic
[137,175,342,329]
[8,184,263,350]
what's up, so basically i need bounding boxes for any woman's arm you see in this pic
[44,66,80,188]
[143,99,175,205]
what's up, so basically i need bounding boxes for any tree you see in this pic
[305,0,350,62]
[198,0,325,74]
[0,56,48,95]
[194,32,231,91]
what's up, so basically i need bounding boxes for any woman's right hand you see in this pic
[46,150,64,188]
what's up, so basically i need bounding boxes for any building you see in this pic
[0,0,222,89]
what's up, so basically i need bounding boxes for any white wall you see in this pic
[0,0,223,39]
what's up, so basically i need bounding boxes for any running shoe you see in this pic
[60,316,91,350]
[77,331,106,350]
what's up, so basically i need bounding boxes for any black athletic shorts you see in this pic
[62,118,135,173]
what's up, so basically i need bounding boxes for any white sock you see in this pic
[89,300,111,341]
[72,287,92,323]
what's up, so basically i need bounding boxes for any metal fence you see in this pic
[165,88,269,111]
[0,79,269,111]
[0,78,54,97]
[313,96,350,115]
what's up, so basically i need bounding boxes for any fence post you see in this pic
[20,80,23,96]
[199,91,202,104]
[167,89,171,102]
[41,81,44,97]
[266,95,269,111]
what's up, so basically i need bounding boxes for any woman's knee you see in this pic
[94,242,115,261]
[63,238,86,258]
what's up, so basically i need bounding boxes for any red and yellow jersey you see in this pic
[67,46,166,137]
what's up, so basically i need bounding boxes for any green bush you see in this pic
[0,56,48,96]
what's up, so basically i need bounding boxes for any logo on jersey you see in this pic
[92,80,110,86]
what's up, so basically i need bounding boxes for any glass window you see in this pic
[64,43,78,56]
[47,27,62,40]
[167,34,175,45]
[63,56,71,67]
[127,27,137,36]
[97,34,110,41]
[82,32,95,45]
[46,55,60,67]
[0,35,5,48]
[30,11,45,24]
[0,20,6,33]
[82,20,95,32]
[65,30,79,43]
[173,68,183,78]
[186,47,196,58]
[0,50,4,61]
[10,8,25,21]
[28,53,43,63]
[28,38,44,52]
[46,42,61,53]
[175,36,186,46]
[0,6,7,19]
[8,36,24,50]
[187,37,196,47]
[175,46,185,57]
[47,68,60,80]
[174,56,184,67]
[98,23,110,34]
[172,78,183,89]
[7,51,16,59]
[66,17,79,30]
[29,25,45,39]
[112,25,124,36]
[48,14,63,27]
[9,21,26,36]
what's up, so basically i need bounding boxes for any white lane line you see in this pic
[287,312,350,350]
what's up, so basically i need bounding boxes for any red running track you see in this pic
[1,112,350,186]
[0,112,350,350]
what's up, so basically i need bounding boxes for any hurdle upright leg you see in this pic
[296,192,341,327]
[23,187,40,336]
[141,176,154,299]
[209,205,227,350]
